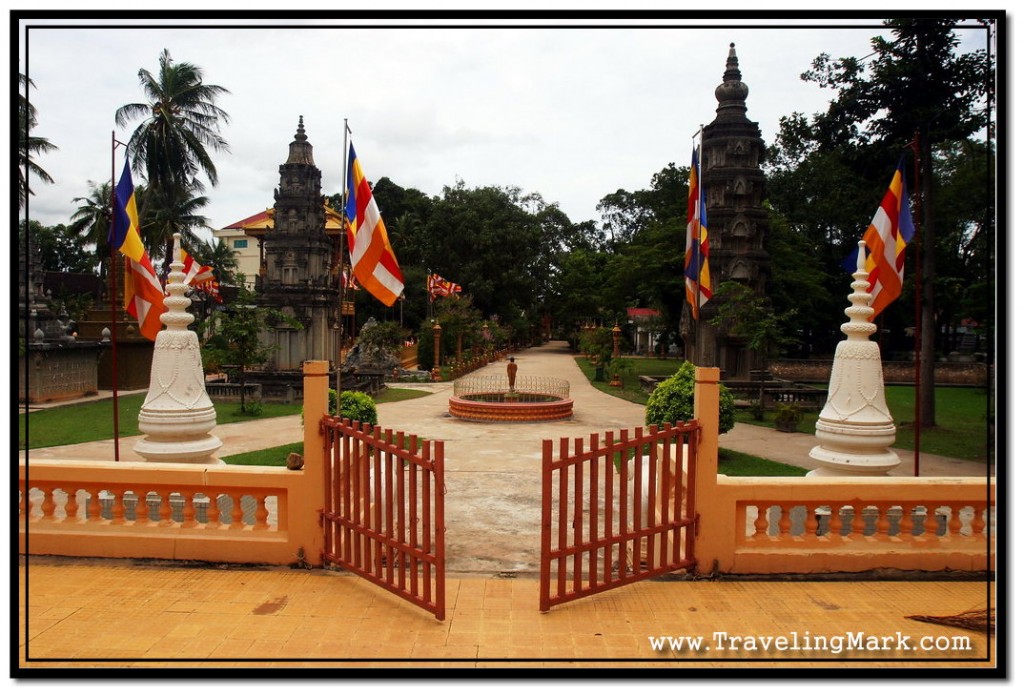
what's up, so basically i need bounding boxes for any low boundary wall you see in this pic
[18,363,997,577]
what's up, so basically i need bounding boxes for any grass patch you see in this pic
[574,356,684,406]
[222,442,302,467]
[18,394,303,450]
[372,387,433,404]
[222,430,428,467]
[18,386,431,450]
[718,448,808,476]
[734,385,991,463]
[577,360,992,464]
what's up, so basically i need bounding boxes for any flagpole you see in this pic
[336,119,353,413]
[910,134,923,477]
[691,125,704,365]
[109,132,122,461]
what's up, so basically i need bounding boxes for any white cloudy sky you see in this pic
[17,11,994,235]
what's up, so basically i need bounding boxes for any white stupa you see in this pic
[808,240,900,477]
[134,234,222,463]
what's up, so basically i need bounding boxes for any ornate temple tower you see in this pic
[683,43,771,378]
[257,117,340,369]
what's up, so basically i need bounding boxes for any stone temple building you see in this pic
[681,43,771,379]
[223,117,344,370]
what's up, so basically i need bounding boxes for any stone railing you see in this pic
[689,367,996,576]
[205,381,262,403]
[769,358,989,387]
[18,461,309,565]
[707,476,995,574]
[18,361,331,568]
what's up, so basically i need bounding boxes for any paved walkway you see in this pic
[18,342,1000,672]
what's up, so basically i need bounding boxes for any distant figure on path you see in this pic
[507,357,518,391]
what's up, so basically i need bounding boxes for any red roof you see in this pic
[627,308,661,318]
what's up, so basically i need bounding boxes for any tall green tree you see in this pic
[68,181,115,275]
[115,49,230,274]
[796,18,994,426]
[19,73,57,210]
[19,220,95,275]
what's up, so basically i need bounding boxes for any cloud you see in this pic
[18,15,989,234]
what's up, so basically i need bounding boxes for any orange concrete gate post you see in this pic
[298,360,329,567]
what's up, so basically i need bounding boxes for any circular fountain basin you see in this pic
[449,375,573,422]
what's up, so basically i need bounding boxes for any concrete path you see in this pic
[23,341,992,574]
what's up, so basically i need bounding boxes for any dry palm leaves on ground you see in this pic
[906,608,995,634]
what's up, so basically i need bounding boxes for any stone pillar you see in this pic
[295,359,329,567]
[692,366,721,576]
[808,241,900,476]
[134,234,223,464]
[612,322,621,358]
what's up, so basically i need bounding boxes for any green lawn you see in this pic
[736,384,992,463]
[718,448,808,476]
[574,356,684,405]
[576,357,992,464]
[19,386,432,450]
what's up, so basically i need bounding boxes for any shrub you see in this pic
[329,389,378,426]
[644,362,736,434]
[772,403,805,432]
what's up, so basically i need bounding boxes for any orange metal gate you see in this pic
[320,417,445,620]
[540,422,699,612]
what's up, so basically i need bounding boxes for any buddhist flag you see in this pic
[178,247,215,287]
[344,141,404,306]
[109,157,166,341]
[428,272,462,299]
[856,157,916,321]
[684,146,712,320]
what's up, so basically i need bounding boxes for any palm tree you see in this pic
[138,184,211,277]
[68,181,114,276]
[114,49,230,274]
[19,73,58,210]
[115,49,230,193]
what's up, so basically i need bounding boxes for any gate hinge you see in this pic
[694,512,701,537]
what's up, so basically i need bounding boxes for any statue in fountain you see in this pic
[506,356,518,391]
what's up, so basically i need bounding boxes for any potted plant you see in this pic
[609,357,632,388]
[773,403,804,433]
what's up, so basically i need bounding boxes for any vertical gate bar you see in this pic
[645,426,658,572]
[384,437,394,585]
[557,438,569,599]
[362,424,374,574]
[422,450,432,610]
[673,428,685,565]
[685,428,698,564]
[322,422,333,561]
[397,438,408,593]
[540,439,553,612]
[658,430,671,568]
[588,432,599,591]
[409,444,419,599]
[343,424,355,566]
[373,427,384,580]
[353,424,364,570]
[572,437,584,594]
[617,428,629,580]
[434,440,445,621]
[603,431,614,586]
[632,427,643,575]
[333,423,342,560]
